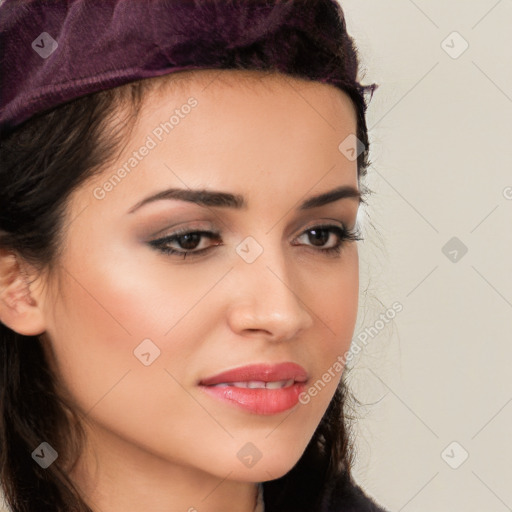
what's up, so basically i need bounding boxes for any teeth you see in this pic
[266,379,294,389]
[247,381,266,389]
[212,379,294,389]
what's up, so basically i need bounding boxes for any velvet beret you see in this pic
[0,0,375,134]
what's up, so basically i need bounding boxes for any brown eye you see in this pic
[293,224,362,256]
[175,233,202,250]
[149,230,222,259]
[305,227,331,247]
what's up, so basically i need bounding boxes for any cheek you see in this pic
[301,247,358,406]
[311,245,359,354]
[43,249,218,414]
[42,258,225,470]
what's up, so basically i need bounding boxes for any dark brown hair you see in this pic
[0,2,376,510]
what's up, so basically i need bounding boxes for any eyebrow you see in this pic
[127,184,362,214]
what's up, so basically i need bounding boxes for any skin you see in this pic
[0,69,361,512]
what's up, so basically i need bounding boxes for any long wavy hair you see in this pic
[0,1,376,510]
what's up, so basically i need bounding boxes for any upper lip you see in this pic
[200,362,308,386]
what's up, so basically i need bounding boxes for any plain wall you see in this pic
[340,1,512,511]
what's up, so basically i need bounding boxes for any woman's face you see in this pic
[37,70,361,497]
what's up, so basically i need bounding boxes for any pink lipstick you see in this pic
[199,362,308,415]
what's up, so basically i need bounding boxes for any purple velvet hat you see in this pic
[0,0,375,134]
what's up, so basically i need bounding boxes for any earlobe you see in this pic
[0,249,46,336]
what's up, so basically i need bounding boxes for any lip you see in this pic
[199,362,308,415]
[199,362,308,386]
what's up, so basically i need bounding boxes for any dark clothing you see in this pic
[323,478,390,512]
[262,476,391,512]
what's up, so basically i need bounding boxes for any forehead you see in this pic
[146,68,357,120]
[74,68,359,220]
[121,69,359,166]
[147,67,339,92]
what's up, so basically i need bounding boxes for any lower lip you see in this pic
[200,383,306,415]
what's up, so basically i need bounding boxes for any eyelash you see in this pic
[148,224,362,260]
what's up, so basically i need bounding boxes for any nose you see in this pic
[226,246,314,343]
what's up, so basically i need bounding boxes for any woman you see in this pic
[0,1,387,511]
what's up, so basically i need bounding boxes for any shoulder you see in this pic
[323,476,391,512]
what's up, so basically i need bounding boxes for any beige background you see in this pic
[2,1,512,511]
[341,1,512,511]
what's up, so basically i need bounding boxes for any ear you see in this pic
[0,249,46,336]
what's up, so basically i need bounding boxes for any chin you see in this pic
[226,446,308,483]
